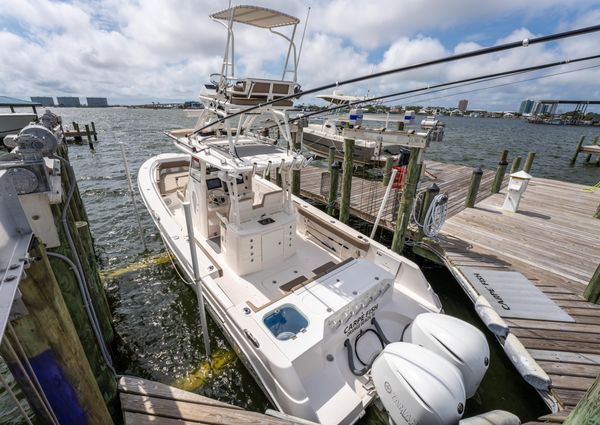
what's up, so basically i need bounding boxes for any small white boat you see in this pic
[138,5,497,425]
[0,97,40,139]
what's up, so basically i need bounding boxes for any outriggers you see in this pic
[139,5,498,425]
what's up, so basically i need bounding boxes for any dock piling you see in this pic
[383,157,394,186]
[72,122,82,143]
[391,147,420,253]
[91,121,98,141]
[415,183,440,242]
[491,150,509,193]
[523,152,536,173]
[510,156,522,174]
[339,139,354,223]
[326,147,340,216]
[585,136,598,163]
[570,135,586,164]
[584,262,600,304]
[465,166,483,208]
[85,124,94,150]
[564,374,600,424]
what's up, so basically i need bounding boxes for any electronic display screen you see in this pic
[206,178,222,190]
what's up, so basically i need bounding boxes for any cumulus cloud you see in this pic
[0,0,599,109]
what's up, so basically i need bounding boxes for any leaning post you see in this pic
[570,135,586,164]
[523,152,536,173]
[326,147,340,216]
[391,147,420,253]
[339,138,354,223]
[465,166,484,208]
[491,149,509,193]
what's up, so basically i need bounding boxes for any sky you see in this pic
[1,0,600,111]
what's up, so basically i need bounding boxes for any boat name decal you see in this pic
[343,304,379,336]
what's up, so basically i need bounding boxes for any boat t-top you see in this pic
[138,5,502,425]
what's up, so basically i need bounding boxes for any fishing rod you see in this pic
[194,23,600,134]
[273,53,600,126]
[374,62,600,108]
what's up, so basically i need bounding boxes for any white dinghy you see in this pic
[138,5,500,425]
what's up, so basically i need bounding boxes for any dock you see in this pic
[118,376,299,425]
[299,161,600,423]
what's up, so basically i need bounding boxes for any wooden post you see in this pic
[585,136,598,163]
[491,150,509,194]
[465,166,483,208]
[570,135,585,164]
[339,139,354,223]
[1,239,114,424]
[10,105,15,113]
[91,121,98,141]
[391,147,420,253]
[510,156,522,174]
[382,157,394,186]
[563,374,600,424]
[596,202,600,220]
[326,147,339,216]
[523,152,536,173]
[85,124,94,150]
[291,127,302,196]
[415,183,440,242]
[72,122,82,143]
[584,263,600,303]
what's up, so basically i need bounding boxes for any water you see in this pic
[1,108,599,424]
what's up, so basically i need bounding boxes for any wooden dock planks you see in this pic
[301,160,600,423]
[118,376,296,425]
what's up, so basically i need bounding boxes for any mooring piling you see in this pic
[91,121,98,141]
[391,147,420,253]
[570,135,586,164]
[510,156,522,174]
[465,166,483,208]
[585,136,599,163]
[583,262,600,304]
[523,152,536,173]
[415,183,440,243]
[564,374,600,424]
[85,124,94,150]
[326,147,340,216]
[383,156,394,186]
[72,121,82,143]
[339,139,354,223]
[491,149,509,193]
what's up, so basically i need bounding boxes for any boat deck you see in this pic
[298,162,600,423]
[118,376,299,424]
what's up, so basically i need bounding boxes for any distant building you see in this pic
[458,99,468,112]
[86,97,109,107]
[519,100,534,115]
[30,96,55,106]
[57,97,81,107]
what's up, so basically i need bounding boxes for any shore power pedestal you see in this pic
[502,170,532,213]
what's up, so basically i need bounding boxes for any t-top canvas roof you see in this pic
[211,5,299,28]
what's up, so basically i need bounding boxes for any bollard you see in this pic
[585,136,598,163]
[491,150,509,194]
[391,147,420,253]
[465,166,484,208]
[570,135,585,164]
[383,156,394,186]
[415,183,440,242]
[91,121,98,141]
[523,152,536,173]
[85,124,94,150]
[326,147,339,216]
[339,139,354,223]
[510,156,522,174]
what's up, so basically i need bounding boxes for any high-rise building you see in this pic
[30,96,55,106]
[458,99,468,112]
[56,97,81,107]
[519,100,534,114]
[86,97,109,107]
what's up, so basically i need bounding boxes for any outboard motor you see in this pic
[372,342,466,425]
[404,313,489,398]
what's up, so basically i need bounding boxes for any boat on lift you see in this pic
[302,93,445,166]
[138,5,498,425]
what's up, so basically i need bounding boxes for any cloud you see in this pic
[0,0,599,109]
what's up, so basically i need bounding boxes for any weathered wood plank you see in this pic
[125,411,209,425]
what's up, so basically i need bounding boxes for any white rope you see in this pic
[412,192,448,239]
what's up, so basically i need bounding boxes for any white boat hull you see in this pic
[0,113,37,138]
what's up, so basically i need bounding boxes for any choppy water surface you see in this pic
[1,108,599,424]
